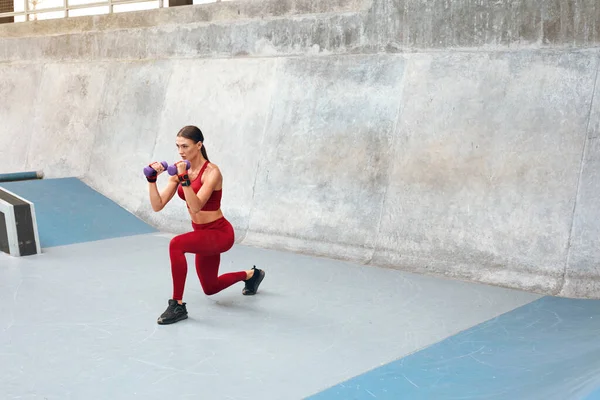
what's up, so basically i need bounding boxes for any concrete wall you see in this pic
[1,0,599,298]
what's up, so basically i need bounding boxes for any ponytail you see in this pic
[201,145,209,162]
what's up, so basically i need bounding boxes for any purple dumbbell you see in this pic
[168,160,191,176]
[143,161,168,177]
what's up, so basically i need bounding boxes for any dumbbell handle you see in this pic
[168,160,191,176]
[143,161,168,177]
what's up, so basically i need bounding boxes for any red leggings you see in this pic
[169,217,246,300]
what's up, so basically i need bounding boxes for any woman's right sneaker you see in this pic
[157,299,188,325]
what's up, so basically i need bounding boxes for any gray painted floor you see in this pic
[0,233,540,400]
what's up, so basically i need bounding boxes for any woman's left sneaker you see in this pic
[243,266,265,296]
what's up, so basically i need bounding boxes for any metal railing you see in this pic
[0,0,219,23]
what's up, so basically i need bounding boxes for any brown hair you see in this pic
[177,125,209,161]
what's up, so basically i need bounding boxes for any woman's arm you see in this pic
[149,176,179,212]
[147,161,179,212]
[179,164,221,214]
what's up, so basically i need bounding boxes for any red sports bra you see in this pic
[177,161,222,211]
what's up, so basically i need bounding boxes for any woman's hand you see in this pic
[150,161,166,175]
[176,161,188,176]
[146,161,166,183]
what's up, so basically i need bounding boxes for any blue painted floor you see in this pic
[2,178,600,399]
[587,387,600,400]
[308,296,600,400]
[0,177,156,247]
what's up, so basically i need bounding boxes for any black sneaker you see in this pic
[243,266,265,296]
[157,299,188,325]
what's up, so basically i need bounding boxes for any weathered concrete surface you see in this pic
[562,68,600,297]
[244,54,404,263]
[1,0,600,298]
[26,63,107,177]
[0,64,41,173]
[1,0,599,61]
[0,0,371,38]
[85,61,172,216]
[373,51,599,295]
[376,0,600,49]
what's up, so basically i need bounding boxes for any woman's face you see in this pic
[176,136,199,160]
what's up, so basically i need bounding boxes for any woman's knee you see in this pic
[169,235,185,254]
[202,284,219,296]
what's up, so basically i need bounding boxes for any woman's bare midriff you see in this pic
[189,208,223,225]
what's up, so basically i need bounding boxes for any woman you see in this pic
[146,125,265,325]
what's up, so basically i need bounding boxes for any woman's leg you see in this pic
[157,218,265,325]
[157,227,232,325]
[168,227,233,301]
[195,254,246,295]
